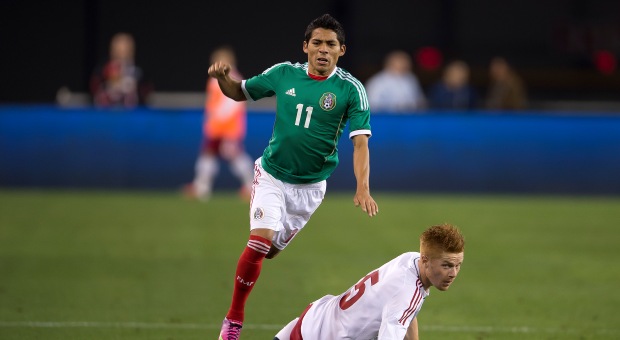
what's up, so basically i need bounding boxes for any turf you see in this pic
[1,189,619,339]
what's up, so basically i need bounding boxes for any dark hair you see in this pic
[304,14,345,45]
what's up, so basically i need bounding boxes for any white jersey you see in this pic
[299,252,429,340]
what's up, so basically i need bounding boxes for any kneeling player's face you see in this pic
[425,252,464,291]
[303,28,345,76]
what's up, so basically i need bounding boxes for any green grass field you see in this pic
[1,189,619,339]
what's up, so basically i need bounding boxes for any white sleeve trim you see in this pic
[349,129,372,139]
[241,80,254,101]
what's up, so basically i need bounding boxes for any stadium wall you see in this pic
[1,106,619,195]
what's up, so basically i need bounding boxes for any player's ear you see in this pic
[421,254,429,265]
[339,44,346,57]
[303,41,309,54]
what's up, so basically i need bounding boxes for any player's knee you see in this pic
[220,140,240,159]
[265,247,281,259]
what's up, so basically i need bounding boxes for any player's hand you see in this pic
[354,189,378,217]
[208,61,231,79]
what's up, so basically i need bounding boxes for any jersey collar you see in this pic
[307,66,338,80]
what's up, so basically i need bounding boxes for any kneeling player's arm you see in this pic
[404,317,419,340]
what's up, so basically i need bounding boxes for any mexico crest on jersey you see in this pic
[319,92,336,111]
[253,207,264,220]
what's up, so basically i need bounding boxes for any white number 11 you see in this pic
[295,104,313,128]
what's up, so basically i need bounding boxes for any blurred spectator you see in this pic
[485,57,527,110]
[365,50,426,113]
[90,32,152,108]
[183,46,254,202]
[428,60,479,110]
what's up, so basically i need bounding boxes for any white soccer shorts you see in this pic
[249,157,326,250]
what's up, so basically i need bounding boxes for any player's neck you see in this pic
[418,258,432,290]
[308,72,329,81]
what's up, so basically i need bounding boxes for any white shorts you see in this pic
[249,158,326,250]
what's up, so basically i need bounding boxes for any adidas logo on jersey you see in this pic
[286,88,296,96]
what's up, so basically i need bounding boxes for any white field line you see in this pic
[0,321,618,335]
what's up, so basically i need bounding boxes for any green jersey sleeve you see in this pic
[340,70,372,139]
[242,62,291,101]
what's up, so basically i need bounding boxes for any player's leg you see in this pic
[220,139,253,201]
[268,180,327,259]
[224,228,274,320]
[273,317,299,340]
[189,139,220,201]
[193,153,218,199]
[220,228,274,340]
[219,158,285,340]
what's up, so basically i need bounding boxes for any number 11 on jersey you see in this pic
[295,104,313,128]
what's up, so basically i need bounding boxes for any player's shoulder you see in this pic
[262,61,307,75]
[333,67,367,92]
[334,67,363,84]
[377,253,420,289]
[390,252,421,270]
[405,251,422,263]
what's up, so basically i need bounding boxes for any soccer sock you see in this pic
[226,235,272,322]
[193,155,218,197]
[229,152,254,190]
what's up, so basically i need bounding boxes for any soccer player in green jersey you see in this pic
[209,14,379,340]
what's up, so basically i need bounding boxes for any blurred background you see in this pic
[1,0,619,194]
[1,0,619,108]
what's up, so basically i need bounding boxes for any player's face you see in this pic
[423,252,464,291]
[303,28,346,76]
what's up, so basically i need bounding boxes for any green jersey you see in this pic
[242,62,372,184]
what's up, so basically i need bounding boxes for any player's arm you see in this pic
[207,61,246,101]
[377,312,409,339]
[404,317,419,340]
[351,134,378,217]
